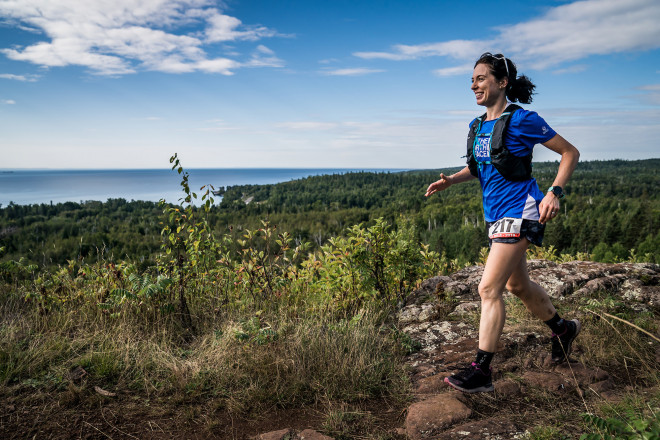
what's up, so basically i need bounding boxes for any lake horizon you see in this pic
[0,168,409,207]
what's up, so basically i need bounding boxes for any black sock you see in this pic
[475,349,494,371]
[545,313,567,335]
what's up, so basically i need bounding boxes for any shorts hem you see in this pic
[486,219,545,248]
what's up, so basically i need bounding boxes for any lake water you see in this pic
[0,168,404,206]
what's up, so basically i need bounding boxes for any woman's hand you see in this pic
[538,192,560,224]
[425,173,453,197]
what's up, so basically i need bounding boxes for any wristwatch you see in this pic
[547,186,565,199]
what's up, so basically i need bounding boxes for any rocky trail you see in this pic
[256,261,660,440]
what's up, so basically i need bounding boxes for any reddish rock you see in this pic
[415,374,446,395]
[494,379,522,397]
[534,351,555,369]
[392,427,407,437]
[435,417,526,439]
[299,429,334,440]
[599,390,625,403]
[413,364,436,378]
[256,428,293,440]
[522,371,572,393]
[588,379,615,395]
[405,394,472,440]
[553,362,609,384]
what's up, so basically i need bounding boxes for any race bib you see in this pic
[489,217,523,239]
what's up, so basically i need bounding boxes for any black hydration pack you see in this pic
[466,103,532,182]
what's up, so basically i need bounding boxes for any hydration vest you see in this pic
[466,103,533,182]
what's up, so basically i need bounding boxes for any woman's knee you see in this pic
[478,281,503,301]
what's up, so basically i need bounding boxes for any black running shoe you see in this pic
[551,319,581,363]
[444,362,494,393]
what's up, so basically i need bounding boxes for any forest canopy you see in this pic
[0,159,658,268]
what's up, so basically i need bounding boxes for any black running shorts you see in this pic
[486,218,545,247]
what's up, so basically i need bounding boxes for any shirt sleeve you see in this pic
[505,109,557,156]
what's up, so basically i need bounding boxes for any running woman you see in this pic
[425,52,581,394]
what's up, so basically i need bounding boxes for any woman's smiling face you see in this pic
[471,63,506,108]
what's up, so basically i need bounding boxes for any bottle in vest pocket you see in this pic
[488,217,523,239]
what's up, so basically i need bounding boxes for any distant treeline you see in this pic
[1,159,658,268]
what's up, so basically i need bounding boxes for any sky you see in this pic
[0,0,659,169]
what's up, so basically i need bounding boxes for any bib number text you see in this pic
[489,218,523,239]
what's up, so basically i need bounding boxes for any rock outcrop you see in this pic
[253,261,659,439]
[397,260,659,439]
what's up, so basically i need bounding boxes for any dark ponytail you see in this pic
[474,52,536,104]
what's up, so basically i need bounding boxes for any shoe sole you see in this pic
[444,376,494,393]
[553,319,581,363]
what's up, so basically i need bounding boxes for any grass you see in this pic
[577,292,659,387]
[528,425,572,440]
[0,287,411,419]
[321,403,377,439]
[0,213,427,438]
[1,256,658,439]
[490,288,660,439]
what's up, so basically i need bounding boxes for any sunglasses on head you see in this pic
[494,54,510,78]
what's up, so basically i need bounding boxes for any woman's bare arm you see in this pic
[538,134,580,224]
[425,166,476,197]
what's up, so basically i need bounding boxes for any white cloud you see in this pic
[355,40,484,61]
[3,41,135,75]
[2,99,16,104]
[244,45,284,68]
[321,67,385,76]
[255,45,274,56]
[0,73,39,81]
[353,51,409,62]
[433,64,473,77]
[354,0,660,74]
[499,0,660,68]
[195,57,239,74]
[638,84,660,91]
[204,11,278,43]
[552,64,588,75]
[0,0,285,76]
[635,84,660,105]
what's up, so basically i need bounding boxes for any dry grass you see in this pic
[0,288,410,420]
[2,270,658,439]
[493,289,660,439]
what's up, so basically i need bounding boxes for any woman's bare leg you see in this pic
[505,252,556,321]
[478,239,530,352]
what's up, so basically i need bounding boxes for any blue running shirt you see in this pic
[471,108,557,222]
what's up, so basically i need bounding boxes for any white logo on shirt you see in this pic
[542,126,548,135]
[474,137,490,160]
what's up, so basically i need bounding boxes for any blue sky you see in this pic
[0,0,659,169]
